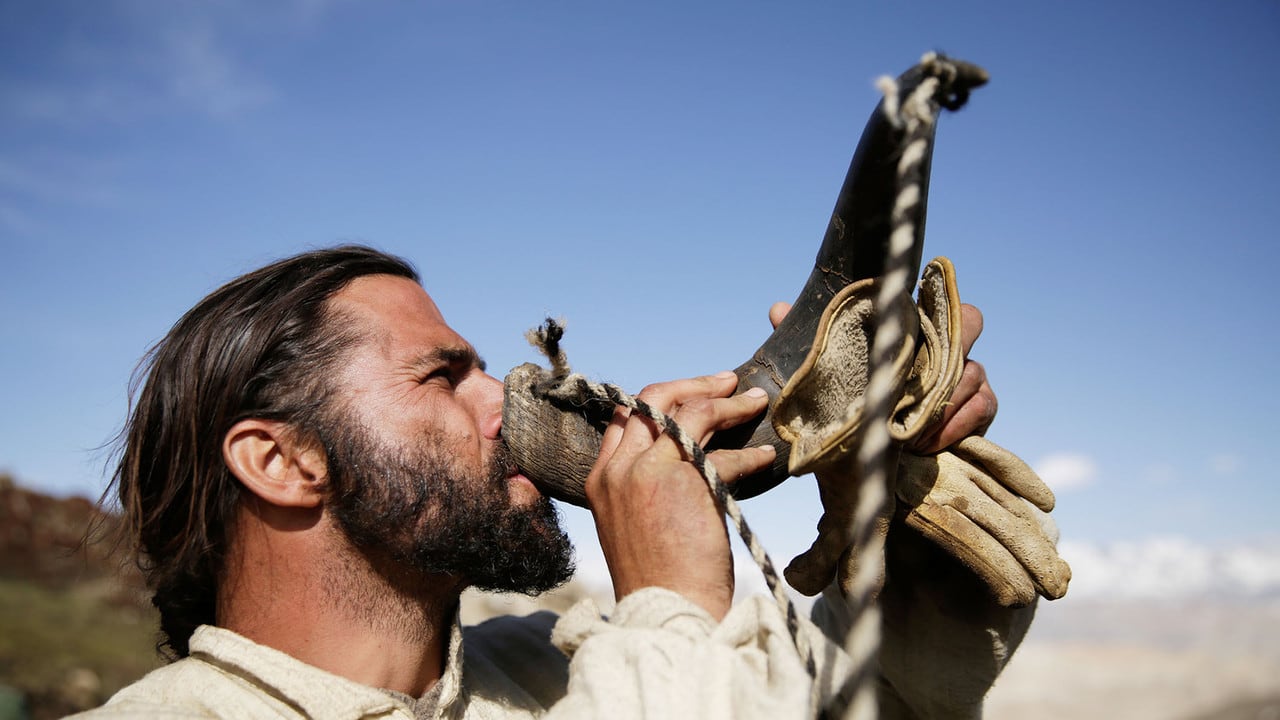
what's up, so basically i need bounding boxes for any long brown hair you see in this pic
[108,245,417,658]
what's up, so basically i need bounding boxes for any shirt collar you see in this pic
[434,605,468,717]
[189,609,469,720]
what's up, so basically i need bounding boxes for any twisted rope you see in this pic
[522,53,983,719]
[840,52,981,720]
[526,320,818,685]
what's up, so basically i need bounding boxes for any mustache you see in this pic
[488,437,520,481]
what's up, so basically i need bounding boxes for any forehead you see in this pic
[329,274,468,356]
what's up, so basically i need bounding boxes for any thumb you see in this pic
[768,302,792,330]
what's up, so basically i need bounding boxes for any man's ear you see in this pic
[223,419,328,509]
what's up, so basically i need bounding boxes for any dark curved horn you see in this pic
[503,57,987,507]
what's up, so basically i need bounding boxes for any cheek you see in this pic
[421,407,485,458]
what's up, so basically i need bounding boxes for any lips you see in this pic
[493,435,535,489]
[485,436,516,477]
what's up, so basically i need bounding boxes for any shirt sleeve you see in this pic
[810,579,1037,720]
[809,584,921,720]
[545,587,817,719]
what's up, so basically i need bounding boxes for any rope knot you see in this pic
[921,52,989,112]
[880,53,990,129]
[524,317,592,406]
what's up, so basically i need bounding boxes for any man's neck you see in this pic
[219,514,462,697]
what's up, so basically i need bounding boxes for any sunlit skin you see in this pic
[217,275,537,696]
[212,274,997,698]
[212,274,776,695]
[327,275,541,509]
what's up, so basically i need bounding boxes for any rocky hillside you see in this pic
[0,474,141,592]
[0,473,160,719]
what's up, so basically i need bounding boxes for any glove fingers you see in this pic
[902,501,1037,607]
[953,435,1055,512]
[936,443,1071,598]
[935,451,1044,530]
[1012,500,1072,599]
[897,456,1035,606]
[785,469,859,596]
[927,467,1071,600]
[900,452,1072,601]
[786,510,849,596]
[835,492,895,599]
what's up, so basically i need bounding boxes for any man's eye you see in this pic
[423,368,453,384]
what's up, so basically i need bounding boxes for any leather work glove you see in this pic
[771,257,1070,605]
[897,436,1069,606]
[772,258,959,597]
[769,273,912,596]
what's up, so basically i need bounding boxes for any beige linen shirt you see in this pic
[72,588,837,720]
[72,583,1016,719]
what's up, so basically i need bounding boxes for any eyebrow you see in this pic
[413,345,486,373]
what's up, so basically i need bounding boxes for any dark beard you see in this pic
[322,419,575,595]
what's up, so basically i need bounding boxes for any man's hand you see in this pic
[584,372,776,621]
[908,304,996,453]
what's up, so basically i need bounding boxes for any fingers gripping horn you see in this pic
[502,56,988,507]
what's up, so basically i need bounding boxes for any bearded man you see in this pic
[76,245,1037,719]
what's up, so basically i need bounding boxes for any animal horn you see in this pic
[502,57,988,507]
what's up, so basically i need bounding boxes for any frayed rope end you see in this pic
[525,317,572,379]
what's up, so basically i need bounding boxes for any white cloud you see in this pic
[569,542,614,602]
[1035,453,1098,492]
[1220,545,1280,594]
[1059,536,1280,601]
[6,4,279,127]
[161,25,272,118]
[584,533,1280,607]
[6,82,159,127]
[0,158,122,208]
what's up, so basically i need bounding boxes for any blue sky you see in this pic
[2,1,1278,594]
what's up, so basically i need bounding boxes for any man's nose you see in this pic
[475,371,505,440]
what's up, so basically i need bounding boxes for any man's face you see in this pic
[317,274,574,593]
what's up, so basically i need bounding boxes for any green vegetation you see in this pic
[0,577,161,717]
[0,475,161,718]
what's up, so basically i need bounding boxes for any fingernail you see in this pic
[715,370,737,380]
[759,444,776,454]
[745,387,767,398]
